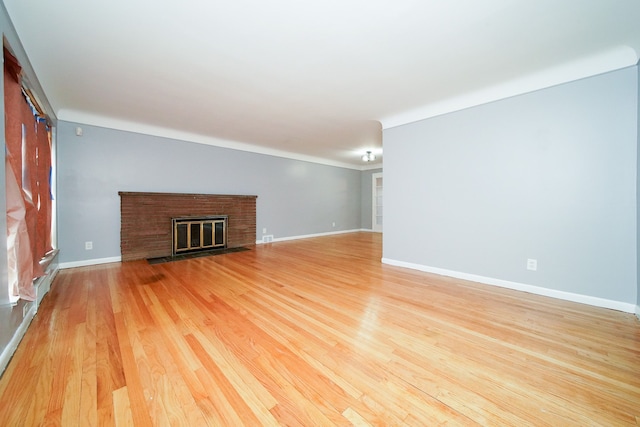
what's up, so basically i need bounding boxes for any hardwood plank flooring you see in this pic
[0,232,639,426]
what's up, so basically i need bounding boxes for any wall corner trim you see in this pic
[635,305,640,321]
[381,258,637,314]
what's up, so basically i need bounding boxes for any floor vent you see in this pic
[262,235,274,243]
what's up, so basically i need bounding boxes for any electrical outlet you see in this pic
[85,241,93,250]
[263,228,267,234]
[332,222,336,227]
[527,259,537,271]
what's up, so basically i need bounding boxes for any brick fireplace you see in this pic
[119,192,257,261]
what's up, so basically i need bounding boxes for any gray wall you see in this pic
[57,121,364,263]
[360,168,383,230]
[637,62,640,312]
[383,66,638,305]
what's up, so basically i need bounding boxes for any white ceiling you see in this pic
[3,1,640,169]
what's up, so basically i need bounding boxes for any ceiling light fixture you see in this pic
[362,151,376,162]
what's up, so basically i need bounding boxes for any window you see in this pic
[4,45,53,302]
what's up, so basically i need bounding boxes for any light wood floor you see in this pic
[0,232,639,426]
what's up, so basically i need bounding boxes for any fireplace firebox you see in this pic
[172,216,227,256]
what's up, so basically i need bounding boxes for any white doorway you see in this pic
[372,173,383,232]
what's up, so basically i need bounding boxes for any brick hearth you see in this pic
[119,192,257,261]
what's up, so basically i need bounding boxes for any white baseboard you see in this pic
[60,232,375,265]
[59,256,121,269]
[0,304,36,377]
[381,258,637,314]
[0,273,56,376]
[255,228,370,244]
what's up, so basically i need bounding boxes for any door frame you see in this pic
[372,172,383,232]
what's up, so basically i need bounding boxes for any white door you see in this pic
[372,173,383,232]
